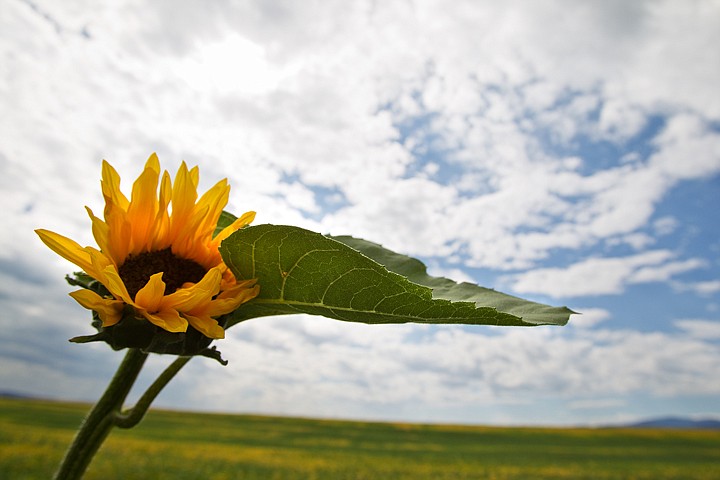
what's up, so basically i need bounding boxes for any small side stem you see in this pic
[53,348,148,480]
[115,356,192,428]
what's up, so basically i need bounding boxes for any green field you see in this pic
[1,397,718,479]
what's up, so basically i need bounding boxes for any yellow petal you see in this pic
[169,162,198,241]
[86,206,110,253]
[104,208,132,265]
[150,171,173,251]
[171,205,210,260]
[145,152,161,172]
[101,160,129,213]
[162,267,222,312]
[217,278,257,298]
[141,309,187,333]
[101,265,134,305]
[206,283,260,317]
[134,272,166,312]
[86,247,114,280]
[189,165,199,188]
[184,314,225,339]
[69,289,124,327]
[158,170,172,208]
[195,179,230,234]
[36,229,93,273]
[127,159,160,253]
[213,211,256,244]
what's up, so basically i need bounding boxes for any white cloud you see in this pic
[650,113,720,180]
[680,280,720,296]
[425,264,477,284]
[615,0,720,118]
[628,258,706,284]
[606,233,655,250]
[653,216,678,236]
[508,250,706,297]
[4,0,719,274]
[568,308,611,329]
[0,358,105,399]
[568,398,626,410]
[153,314,720,423]
[596,99,647,142]
[675,319,720,340]
[2,0,719,426]
[176,34,282,96]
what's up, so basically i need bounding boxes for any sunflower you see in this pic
[36,154,259,341]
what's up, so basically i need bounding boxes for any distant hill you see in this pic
[0,390,34,399]
[2,392,718,430]
[628,417,720,429]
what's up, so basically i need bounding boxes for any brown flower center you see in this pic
[118,248,207,299]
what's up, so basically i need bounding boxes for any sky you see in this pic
[1,0,719,427]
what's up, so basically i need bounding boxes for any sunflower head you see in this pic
[36,154,259,359]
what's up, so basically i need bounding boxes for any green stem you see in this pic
[115,356,192,429]
[53,348,148,480]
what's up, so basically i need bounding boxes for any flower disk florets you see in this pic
[119,248,207,299]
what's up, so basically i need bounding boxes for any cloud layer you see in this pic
[1,0,719,425]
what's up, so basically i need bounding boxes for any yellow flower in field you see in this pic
[36,154,259,340]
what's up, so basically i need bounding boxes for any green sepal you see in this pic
[213,210,238,238]
[65,272,99,290]
[65,273,229,364]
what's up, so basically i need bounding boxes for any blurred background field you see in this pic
[1,397,718,480]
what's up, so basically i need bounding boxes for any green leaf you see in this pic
[220,224,573,328]
[331,235,575,326]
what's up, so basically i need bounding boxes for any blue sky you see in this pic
[1,0,719,426]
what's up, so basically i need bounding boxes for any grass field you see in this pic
[1,397,718,479]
